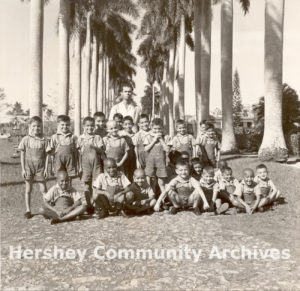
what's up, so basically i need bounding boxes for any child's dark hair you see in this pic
[175,158,190,168]
[180,151,190,159]
[120,82,133,92]
[206,122,214,130]
[191,157,203,167]
[243,168,254,176]
[93,111,105,119]
[57,115,70,123]
[140,114,149,121]
[221,166,232,174]
[123,115,133,124]
[176,119,185,126]
[113,113,123,120]
[169,150,181,165]
[218,160,228,169]
[203,166,214,176]
[200,120,207,126]
[152,118,163,126]
[256,164,267,171]
[29,116,42,124]
[83,116,94,125]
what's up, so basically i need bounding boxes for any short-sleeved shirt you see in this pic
[103,136,129,154]
[218,177,242,196]
[77,133,104,153]
[171,134,194,151]
[109,101,141,123]
[199,178,219,191]
[254,176,275,190]
[166,176,201,192]
[18,135,48,153]
[127,182,155,201]
[93,172,131,190]
[143,132,171,148]
[48,132,77,153]
[94,127,107,138]
[44,184,85,204]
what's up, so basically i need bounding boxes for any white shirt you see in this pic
[109,101,141,123]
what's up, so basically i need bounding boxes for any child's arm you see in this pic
[78,149,82,178]
[153,190,167,212]
[20,151,26,179]
[44,153,50,178]
[236,196,251,214]
[159,137,170,153]
[250,188,261,214]
[197,186,210,209]
[268,180,278,193]
[144,135,159,152]
[117,151,128,168]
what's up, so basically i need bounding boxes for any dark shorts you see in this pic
[25,159,45,182]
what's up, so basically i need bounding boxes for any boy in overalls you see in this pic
[103,120,129,172]
[18,116,50,219]
[92,158,133,218]
[49,115,78,183]
[94,111,107,138]
[77,117,104,213]
[154,159,210,215]
[171,119,195,158]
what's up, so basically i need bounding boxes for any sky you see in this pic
[0,0,300,116]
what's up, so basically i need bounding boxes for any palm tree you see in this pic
[29,0,44,118]
[178,14,185,119]
[258,0,288,161]
[90,33,98,115]
[96,43,103,112]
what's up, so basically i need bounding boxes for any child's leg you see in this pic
[188,191,201,208]
[38,181,47,199]
[167,190,181,209]
[24,180,33,214]
[84,181,93,210]
[258,196,270,208]
[56,204,87,222]
[269,190,281,202]
[157,177,166,193]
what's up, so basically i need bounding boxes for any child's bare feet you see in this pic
[217,203,229,215]
[24,211,32,219]
[169,206,179,215]
[193,207,201,216]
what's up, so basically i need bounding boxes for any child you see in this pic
[240,168,261,214]
[132,114,150,169]
[214,159,228,183]
[18,116,50,219]
[254,164,281,209]
[190,157,204,181]
[199,120,209,138]
[77,117,104,212]
[171,119,195,158]
[123,169,157,214]
[180,151,190,163]
[154,159,210,215]
[143,118,170,193]
[166,150,182,182]
[92,158,133,218]
[94,111,107,138]
[120,116,137,181]
[40,170,87,224]
[199,166,229,215]
[49,115,78,181]
[103,120,129,171]
[113,113,124,131]
[195,124,220,168]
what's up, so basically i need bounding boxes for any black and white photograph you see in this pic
[0,0,299,290]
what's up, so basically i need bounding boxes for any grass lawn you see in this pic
[1,157,300,290]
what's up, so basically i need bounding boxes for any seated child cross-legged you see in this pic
[92,158,134,218]
[40,170,87,224]
[154,159,210,215]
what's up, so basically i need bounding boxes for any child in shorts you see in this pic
[92,158,133,218]
[120,116,136,181]
[77,117,104,212]
[49,115,78,181]
[144,118,170,193]
[190,157,204,181]
[103,120,129,171]
[171,119,195,158]
[18,116,50,219]
[254,164,281,209]
[133,114,150,169]
[154,159,209,215]
[113,113,124,131]
[214,159,228,183]
[40,170,87,224]
[94,111,107,138]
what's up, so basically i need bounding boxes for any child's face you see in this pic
[114,117,123,130]
[176,165,190,179]
[57,172,70,190]
[123,120,133,132]
[107,122,119,137]
[152,124,163,135]
[222,170,233,182]
[84,121,95,134]
[105,161,118,177]
[257,168,268,180]
[200,124,208,132]
[134,172,146,187]
[95,116,106,129]
[193,163,203,175]
[58,121,70,134]
[243,171,254,185]
[139,118,150,131]
[30,121,42,136]
[176,124,187,135]
[202,172,214,184]
[207,129,214,138]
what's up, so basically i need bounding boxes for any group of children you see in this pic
[18,113,281,223]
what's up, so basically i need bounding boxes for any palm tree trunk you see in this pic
[201,0,211,121]
[73,3,81,136]
[97,43,103,112]
[174,42,180,120]
[178,14,186,119]
[29,0,43,118]
[102,54,106,115]
[163,61,170,134]
[58,0,70,115]
[168,42,175,136]
[105,56,110,114]
[220,0,237,153]
[258,0,287,161]
[82,11,91,117]
[90,33,98,115]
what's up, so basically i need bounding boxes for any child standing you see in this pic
[103,120,129,171]
[113,113,124,131]
[143,118,170,193]
[92,158,133,218]
[77,117,104,212]
[18,116,50,219]
[49,115,78,181]
[133,114,150,169]
[94,112,107,138]
[171,119,195,158]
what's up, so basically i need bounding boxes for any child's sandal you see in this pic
[24,211,32,219]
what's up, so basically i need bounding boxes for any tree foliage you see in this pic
[140,85,160,117]
[232,69,243,128]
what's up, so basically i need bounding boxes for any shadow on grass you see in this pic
[0,177,56,187]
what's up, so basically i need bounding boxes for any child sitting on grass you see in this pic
[18,116,50,219]
[154,159,210,215]
[214,159,228,183]
[40,170,87,224]
[190,157,204,181]
[94,111,107,138]
[92,158,133,218]
[254,164,281,210]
